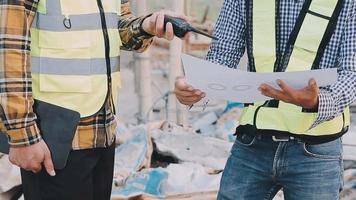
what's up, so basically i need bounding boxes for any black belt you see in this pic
[235,124,346,145]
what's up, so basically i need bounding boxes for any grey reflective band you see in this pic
[45,0,62,15]
[32,13,118,31]
[32,57,120,75]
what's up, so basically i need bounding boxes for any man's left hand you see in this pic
[141,10,188,41]
[259,79,319,110]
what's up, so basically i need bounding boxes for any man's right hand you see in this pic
[174,77,206,106]
[9,140,55,176]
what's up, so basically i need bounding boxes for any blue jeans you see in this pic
[217,133,344,200]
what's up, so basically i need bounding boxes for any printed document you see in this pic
[181,54,337,103]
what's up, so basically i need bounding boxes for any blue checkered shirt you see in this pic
[207,0,356,128]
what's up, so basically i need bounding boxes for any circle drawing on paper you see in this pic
[208,83,227,91]
[232,85,253,91]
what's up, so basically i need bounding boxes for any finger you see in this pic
[177,100,193,106]
[179,99,202,106]
[174,85,194,93]
[308,79,318,92]
[175,90,198,97]
[156,12,165,37]
[149,12,158,34]
[163,10,189,21]
[183,32,192,40]
[176,88,204,96]
[31,164,42,174]
[165,22,174,40]
[276,79,296,97]
[259,84,289,101]
[43,151,56,176]
[179,96,203,104]
[175,78,194,92]
[8,156,17,166]
[194,90,204,96]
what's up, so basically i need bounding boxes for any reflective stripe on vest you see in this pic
[240,0,350,137]
[31,0,122,117]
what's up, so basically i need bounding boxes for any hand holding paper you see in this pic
[181,54,337,104]
[174,77,206,106]
[259,78,320,109]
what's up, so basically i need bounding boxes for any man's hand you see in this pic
[259,79,319,109]
[141,10,188,41]
[174,77,206,106]
[9,140,55,176]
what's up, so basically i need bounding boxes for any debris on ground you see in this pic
[1,108,356,200]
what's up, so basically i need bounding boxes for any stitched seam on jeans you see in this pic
[303,143,342,160]
[264,185,280,200]
[235,135,256,147]
[339,159,344,192]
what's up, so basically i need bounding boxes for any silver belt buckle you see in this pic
[272,136,290,142]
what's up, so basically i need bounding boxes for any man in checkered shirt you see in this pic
[175,0,356,199]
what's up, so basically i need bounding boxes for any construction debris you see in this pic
[1,109,355,200]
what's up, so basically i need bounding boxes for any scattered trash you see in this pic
[112,168,168,199]
[114,125,153,185]
[112,163,221,199]
[0,110,355,199]
[215,107,242,142]
[151,123,232,171]
[162,163,221,195]
[191,112,218,133]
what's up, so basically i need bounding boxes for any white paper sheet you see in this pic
[181,54,338,103]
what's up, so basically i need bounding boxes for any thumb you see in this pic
[176,77,193,91]
[308,79,318,92]
[43,149,56,176]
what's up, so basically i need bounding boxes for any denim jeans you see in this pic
[217,133,344,200]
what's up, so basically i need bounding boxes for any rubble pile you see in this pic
[110,107,356,199]
[0,107,355,200]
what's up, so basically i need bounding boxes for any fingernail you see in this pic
[276,79,282,85]
[50,170,56,176]
[195,91,202,95]
[187,87,193,91]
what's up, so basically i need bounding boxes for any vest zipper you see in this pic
[96,0,114,147]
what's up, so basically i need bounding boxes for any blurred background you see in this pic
[0,1,355,200]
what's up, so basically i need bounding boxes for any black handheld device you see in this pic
[164,15,218,40]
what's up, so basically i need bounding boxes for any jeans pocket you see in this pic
[235,133,256,147]
[303,139,342,160]
[230,134,257,159]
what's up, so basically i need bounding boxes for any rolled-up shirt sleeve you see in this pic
[118,0,153,52]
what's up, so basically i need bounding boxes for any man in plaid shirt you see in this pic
[0,0,185,199]
[175,0,356,199]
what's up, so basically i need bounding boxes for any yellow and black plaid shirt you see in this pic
[0,0,153,150]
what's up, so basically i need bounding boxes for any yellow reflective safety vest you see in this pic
[238,0,350,141]
[31,0,122,117]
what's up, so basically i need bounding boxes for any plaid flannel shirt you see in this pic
[0,0,153,149]
[207,0,356,128]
